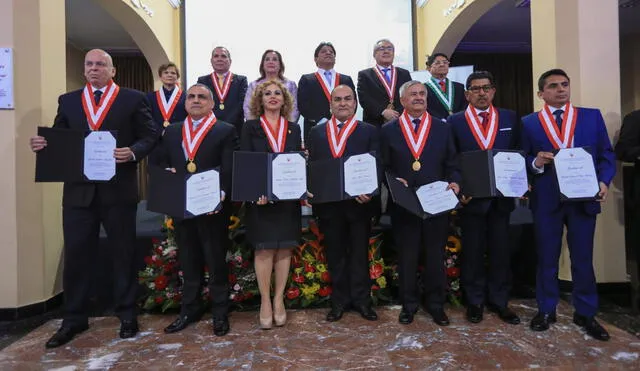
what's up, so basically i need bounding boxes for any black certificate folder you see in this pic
[34,127,117,182]
[147,166,222,219]
[231,151,307,202]
[308,152,379,204]
[459,149,527,198]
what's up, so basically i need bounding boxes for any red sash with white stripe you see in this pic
[260,115,288,153]
[155,87,182,122]
[211,72,233,104]
[463,105,499,150]
[399,111,432,161]
[81,82,120,131]
[182,113,217,160]
[314,71,340,103]
[537,103,578,149]
[372,66,397,105]
[325,116,358,158]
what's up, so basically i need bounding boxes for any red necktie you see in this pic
[438,80,446,93]
[479,112,489,130]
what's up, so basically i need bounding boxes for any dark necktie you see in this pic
[93,90,103,105]
[553,109,564,130]
[479,112,489,129]
[337,122,344,131]
[163,87,173,101]
[412,118,420,133]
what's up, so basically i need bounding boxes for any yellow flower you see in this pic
[303,253,315,262]
[305,272,315,280]
[376,276,387,288]
[294,267,303,275]
[446,236,461,253]
[316,264,327,273]
[165,217,174,230]
[301,283,320,298]
[228,215,240,230]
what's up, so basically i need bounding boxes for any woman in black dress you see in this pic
[242,80,302,329]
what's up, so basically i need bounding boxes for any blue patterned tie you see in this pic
[412,118,420,133]
[383,68,391,84]
[553,109,564,130]
[324,70,332,85]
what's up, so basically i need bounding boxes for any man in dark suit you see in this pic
[308,85,379,322]
[147,62,187,130]
[448,71,521,325]
[29,49,158,348]
[381,81,460,326]
[425,53,466,120]
[357,39,412,128]
[521,69,616,341]
[151,83,238,336]
[197,46,248,134]
[298,42,355,145]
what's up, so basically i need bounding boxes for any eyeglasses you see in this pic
[376,46,394,52]
[468,85,493,93]
[432,60,450,66]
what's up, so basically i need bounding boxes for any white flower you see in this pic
[149,283,155,289]
[233,283,241,291]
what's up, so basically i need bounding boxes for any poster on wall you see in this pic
[0,48,14,110]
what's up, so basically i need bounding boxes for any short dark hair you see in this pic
[158,62,180,78]
[314,42,336,58]
[538,69,570,91]
[466,71,495,90]
[259,49,285,80]
[211,46,231,59]
[426,53,449,67]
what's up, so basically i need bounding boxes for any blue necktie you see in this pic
[324,70,332,85]
[553,109,564,130]
[93,90,103,105]
[337,122,344,130]
[412,118,420,133]
[382,68,391,84]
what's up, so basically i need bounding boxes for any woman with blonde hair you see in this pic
[241,80,302,329]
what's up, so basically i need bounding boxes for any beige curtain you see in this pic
[112,54,154,200]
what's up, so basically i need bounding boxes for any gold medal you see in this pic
[163,120,170,128]
[386,102,394,110]
[412,159,421,171]
[219,103,225,110]
[186,160,197,173]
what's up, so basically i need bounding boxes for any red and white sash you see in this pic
[537,103,578,149]
[314,71,340,103]
[464,105,499,150]
[399,111,432,160]
[260,115,288,153]
[211,72,233,104]
[325,116,358,158]
[372,65,397,104]
[155,87,182,122]
[81,81,120,131]
[182,113,217,160]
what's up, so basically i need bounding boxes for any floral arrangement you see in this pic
[446,211,463,306]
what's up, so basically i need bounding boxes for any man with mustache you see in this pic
[381,81,460,325]
[424,53,466,120]
[448,71,521,325]
[521,69,615,341]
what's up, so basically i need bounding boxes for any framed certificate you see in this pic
[308,152,379,204]
[386,173,460,219]
[459,149,528,198]
[553,147,600,201]
[147,166,222,219]
[231,151,307,202]
[35,126,117,182]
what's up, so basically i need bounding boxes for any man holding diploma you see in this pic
[521,69,615,341]
[308,85,380,322]
[381,81,460,326]
[448,71,521,325]
[29,49,157,348]
[151,83,238,336]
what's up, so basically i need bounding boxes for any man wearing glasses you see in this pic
[448,71,522,326]
[425,53,466,120]
[357,39,412,128]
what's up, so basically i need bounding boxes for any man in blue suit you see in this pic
[521,69,615,341]
[448,71,521,325]
[381,81,460,326]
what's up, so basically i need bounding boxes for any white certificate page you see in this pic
[83,131,116,181]
[271,153,307,200]
[185,169,220,216]
[415,181,459,215]
[343,153,378,197]
[493,152,528,197]
[553,147,599,199]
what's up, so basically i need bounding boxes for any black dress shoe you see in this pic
[326,305,346,322]
[529,312,556,331]
[45,324,89,348]
[398,307,416,325]
[354,305,378,321]
[164,315,199,334]
[119,320,139,339]
[573,313,610,341]
[428,308,450,326]
[213,316,230,336]
[466,304,483,324]
[487,304,521,325]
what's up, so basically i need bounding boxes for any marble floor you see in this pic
[1,300,639,370]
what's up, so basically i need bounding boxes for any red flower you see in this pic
[154,276,169,290]
[144,256,153,265]
[244,292,254,299]
[204,265,209,273]
[369,263,383,279]
[371,284,380,291]
[232,293,244,302]
[228,274,237,284]
[241,260,250,268]
[292,274,305,283]
[318,286,332,297]
[155,296,164,304]
[321,271,331,283]
[286,287,300,299]
[304,262,315,273]
[151,238,160,245]
[446,267,460,278]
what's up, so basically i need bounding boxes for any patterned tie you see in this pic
[217,74,225,87]
[93,90,103,105]
[383,68,391,84]
[553,109,564,130]
[479,111,489,129]
[438,80,446,93]
[324,70,332,85]
[412,118,420,133]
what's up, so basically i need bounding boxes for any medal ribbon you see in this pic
[326,115,358,158]
[211,72,233,104]
[464,105,499,150]
[182,113,217,160]
[425,77,454,112]
[399,111,432,160]
[81,81,120,131]
[260,115,288,153]
[537,103,578,149]
[372,66,397,104]
[155,87,182,122]
[314,71,341,103]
